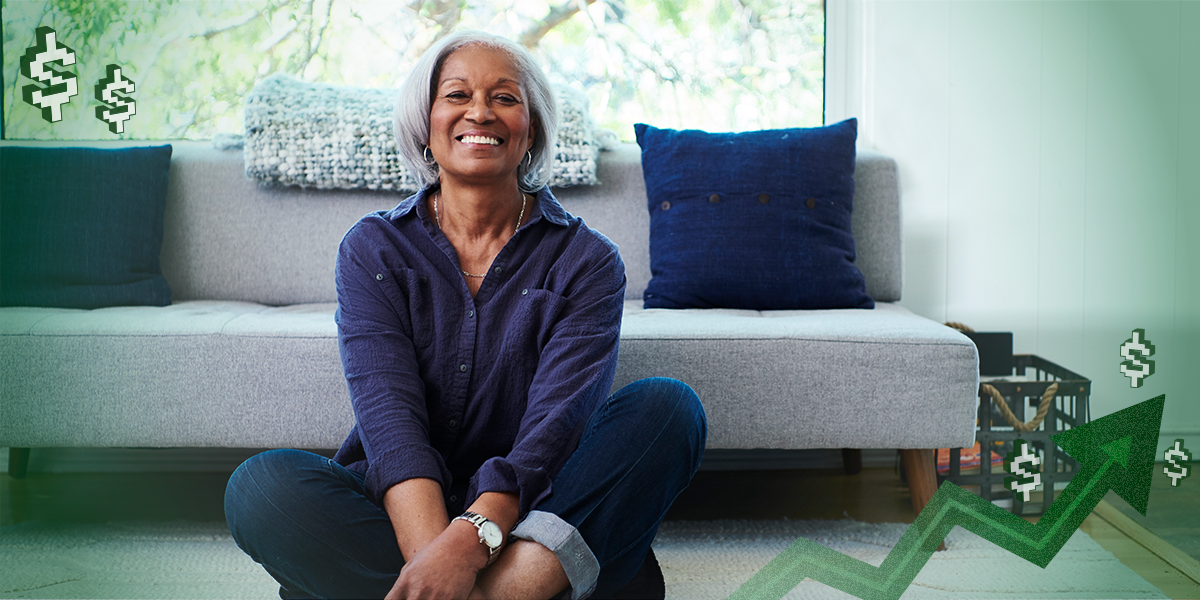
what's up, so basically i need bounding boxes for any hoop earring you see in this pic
[525,150,533,167]
[423,146,436,165]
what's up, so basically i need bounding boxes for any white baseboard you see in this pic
[3,447,898,474]
[1158,433,1196,454]
[15,435,1187,475]
[699,448,898,471]
[862,449,898,468]
[0,447,334,474]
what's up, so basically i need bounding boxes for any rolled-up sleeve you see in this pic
[334,222,451,505]
[465,240,626,518]
[512,510,601,599]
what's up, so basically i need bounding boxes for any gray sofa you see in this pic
[1,141,978,511]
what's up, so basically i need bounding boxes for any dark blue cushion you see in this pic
[1,145,173,308]
[636,120,874,310]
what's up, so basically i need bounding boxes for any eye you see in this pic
[495,94,521,105]
[444,91,469,101]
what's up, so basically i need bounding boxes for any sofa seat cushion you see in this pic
[1,301,351,448]
[615,301,979,450]
[1,301,267,336]
[1,301,341,337]
[2,300,977,452]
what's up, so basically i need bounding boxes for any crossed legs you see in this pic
[225,377,706,599]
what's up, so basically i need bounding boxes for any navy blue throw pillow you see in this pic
[1,145,173,309]
[636,120,874,310]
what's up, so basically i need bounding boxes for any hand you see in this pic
[384,520,489,600]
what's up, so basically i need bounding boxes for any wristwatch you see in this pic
[453,511,504,564]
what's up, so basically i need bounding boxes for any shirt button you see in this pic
[709,193,721,203]
[448,419,457,428]
[522,289,528,295]
[806,197,817,209]
[450,495,458,502]
[493,266,503,275]
[758,193,771,204]
[375,274,384,281]
[661,200,671,210]
[460,364,469,372]
[420,275,428,284]
[468,310,474,318]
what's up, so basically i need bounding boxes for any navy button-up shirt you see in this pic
[332,187,626,520]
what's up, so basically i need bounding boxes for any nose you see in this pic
[465,94,494,123]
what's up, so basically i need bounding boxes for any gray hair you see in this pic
[394,31,558,193]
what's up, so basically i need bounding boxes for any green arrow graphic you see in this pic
[727,394,1165,600]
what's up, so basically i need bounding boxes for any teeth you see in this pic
[461,135,500,145]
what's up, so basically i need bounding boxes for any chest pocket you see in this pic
[376,268,435,349]
[501,289,568,370]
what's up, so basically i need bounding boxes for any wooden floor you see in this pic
[4,465,1199,598]
[1102,472,1200,566]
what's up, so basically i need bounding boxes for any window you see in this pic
[2,0,824,141]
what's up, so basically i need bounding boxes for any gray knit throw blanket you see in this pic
[244,73,601,191]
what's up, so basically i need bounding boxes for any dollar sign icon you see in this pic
[1004,439,1042,502]
[1164,439,1192,487]
[95,64,137,134]
[1119,328,1155,388]
[19,26,79,123]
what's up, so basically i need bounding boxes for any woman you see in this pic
[225,31,706,600]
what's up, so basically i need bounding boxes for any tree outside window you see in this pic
[2,0,824,141]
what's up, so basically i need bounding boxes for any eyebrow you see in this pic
[439,76,521,87]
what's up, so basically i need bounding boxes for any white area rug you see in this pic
[653,520,1167,600]
[0,519,1167,600]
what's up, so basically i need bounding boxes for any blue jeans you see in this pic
[224,377,706,599]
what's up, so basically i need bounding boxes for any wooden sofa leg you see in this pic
[8,448,31,479]
[841,448,862,475]
[899,448,945,551]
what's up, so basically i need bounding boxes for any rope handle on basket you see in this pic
[982,382,1058,432]
[945,321,1058,432]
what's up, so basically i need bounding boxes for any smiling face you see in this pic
[427,45,534,188]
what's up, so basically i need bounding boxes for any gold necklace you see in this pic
[434,191,527,279]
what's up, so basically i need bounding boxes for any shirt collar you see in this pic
[391,186,571,228]
[533,188,571,227]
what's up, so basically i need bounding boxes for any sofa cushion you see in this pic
[635,120,873,311]
[1,300,977,450]
[153,141,901,306]
[0,301,349,448]
[0,145,173,309]
[614,301,979,449]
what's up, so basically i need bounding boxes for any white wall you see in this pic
[829,0,1200,451]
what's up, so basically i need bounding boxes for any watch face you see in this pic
[480,521,503,548]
